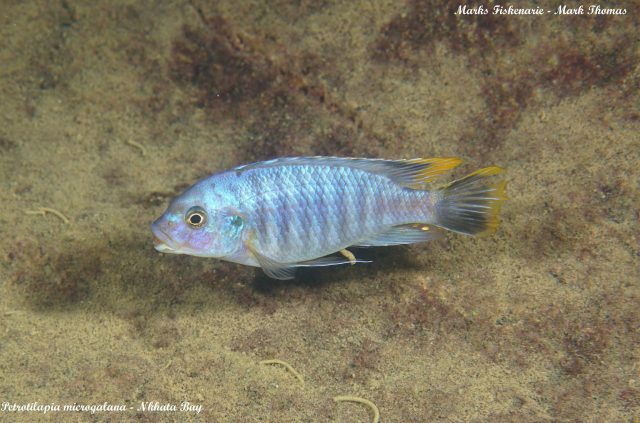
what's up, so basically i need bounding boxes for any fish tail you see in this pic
[435,166,507,236]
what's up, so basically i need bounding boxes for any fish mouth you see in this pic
[151,224,179,253]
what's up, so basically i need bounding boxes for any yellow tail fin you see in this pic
[436,166,507,236]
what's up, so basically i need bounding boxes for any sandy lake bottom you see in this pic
[1,1,638,422]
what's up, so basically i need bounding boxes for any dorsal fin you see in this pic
[234,156,462,187]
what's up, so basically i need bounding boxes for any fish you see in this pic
[151,156,507,280]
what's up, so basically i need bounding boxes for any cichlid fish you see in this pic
[151,157,507,279]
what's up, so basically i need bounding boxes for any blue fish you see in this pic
[152,157,507,279]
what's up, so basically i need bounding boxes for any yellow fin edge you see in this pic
[406,157,463,188]
[477,179,508,236]
[471,167,507,236]
[437,165,508,237]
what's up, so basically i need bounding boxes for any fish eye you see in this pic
[185,206,207,228]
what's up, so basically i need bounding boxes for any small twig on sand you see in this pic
[125,139,147,156]
[25,207,70,224]
[259,359,305,387]
[334,395,380,423]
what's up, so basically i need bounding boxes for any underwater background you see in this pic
[0,1,638,421]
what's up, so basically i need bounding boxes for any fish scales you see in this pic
[152,156,507,279]
[246,165,405,263]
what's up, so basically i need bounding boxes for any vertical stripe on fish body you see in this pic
[239,163,435,263]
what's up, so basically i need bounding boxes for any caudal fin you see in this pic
[435,166,507,236]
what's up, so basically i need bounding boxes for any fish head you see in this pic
[151,179,245,258]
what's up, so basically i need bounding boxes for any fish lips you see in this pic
[151,221,179,253]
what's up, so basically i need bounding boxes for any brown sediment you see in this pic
[372,0,640,160]
[166,12,380,162]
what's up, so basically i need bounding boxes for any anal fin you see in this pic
[296,254,371,267]
[248,245,370,280]
[355,224,444,247]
